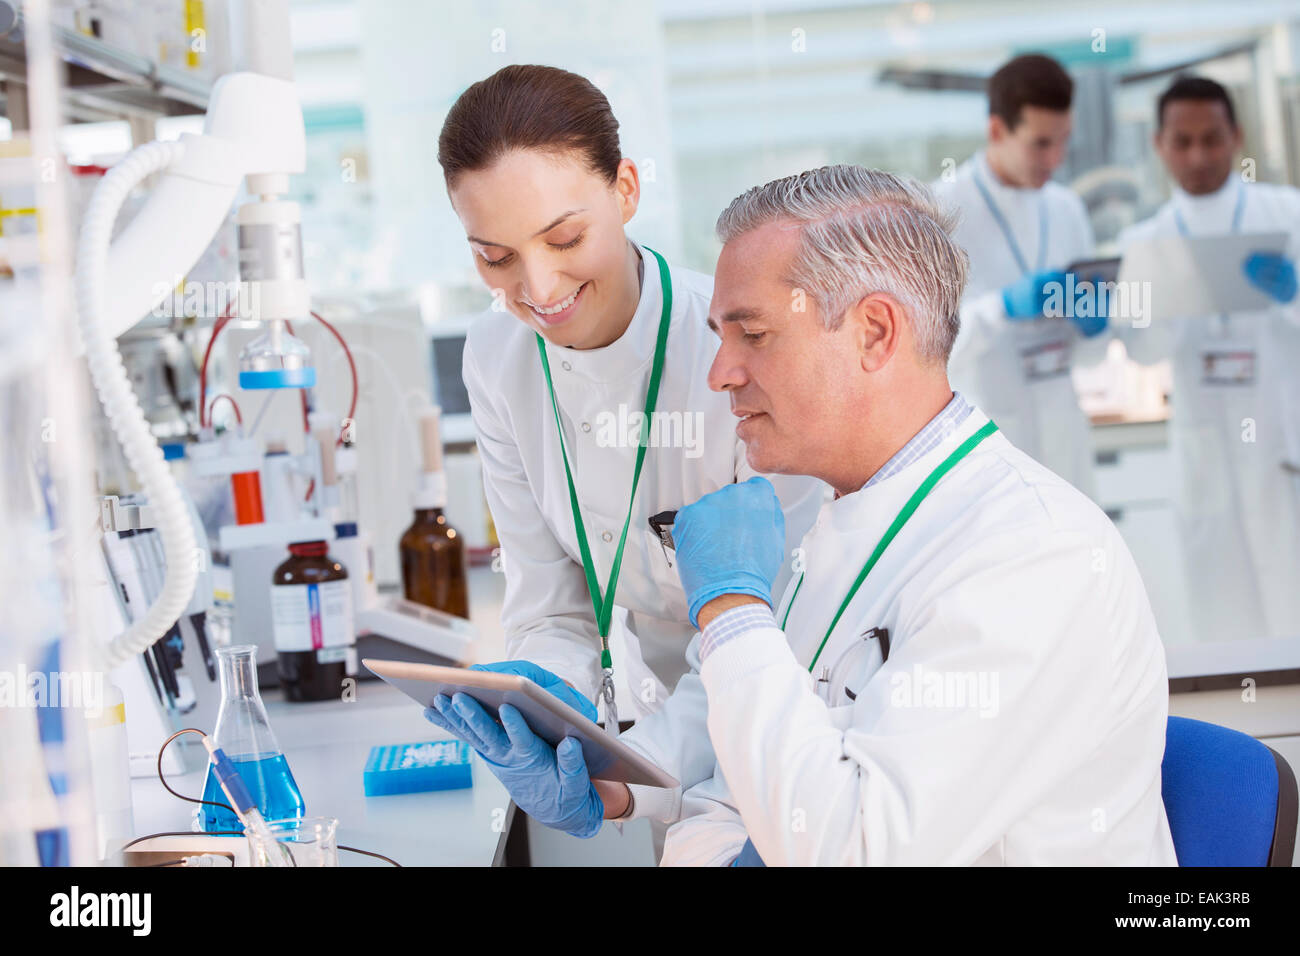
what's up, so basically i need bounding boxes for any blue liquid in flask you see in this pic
[201,752,305,833]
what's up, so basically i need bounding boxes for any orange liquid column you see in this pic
[231,471,266,525]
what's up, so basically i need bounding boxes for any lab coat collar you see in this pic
[974,149,1041,200]
[1171,173,1240,218]
[817,407,995,534]
[538,239,662,385]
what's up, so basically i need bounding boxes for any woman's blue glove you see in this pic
[730,837,766,867]
[468,660,598,722]
[1001,269,1067,320]
[422,660,597,747]
[673,476,786,628]
[1243,252,1297,303]
[423,694,603,838]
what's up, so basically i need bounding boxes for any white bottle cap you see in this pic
[413,471,448,510]
[413,406,447,509]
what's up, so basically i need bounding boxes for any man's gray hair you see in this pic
[715,165,969,363]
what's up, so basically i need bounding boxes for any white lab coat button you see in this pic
[581,422,591,433]
[602,531,613,542]
[562,360,573,371]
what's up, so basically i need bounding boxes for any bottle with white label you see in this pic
[270,540,354,702]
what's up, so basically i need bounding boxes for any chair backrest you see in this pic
[1161,716,1297,866]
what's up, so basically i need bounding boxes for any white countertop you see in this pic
[130,566,516,866]
[129,677,514,866]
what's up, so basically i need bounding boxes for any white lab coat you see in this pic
[661,408,1178,865]
[1116,176,1300,643]
[932,151,1105,498]
[462,239,825,819]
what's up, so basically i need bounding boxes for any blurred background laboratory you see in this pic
[1,0,1298,868]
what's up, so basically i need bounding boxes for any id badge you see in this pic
[1019,332,1072,381]
[1200,346,1256,386]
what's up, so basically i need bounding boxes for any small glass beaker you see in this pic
[247,816,339,867]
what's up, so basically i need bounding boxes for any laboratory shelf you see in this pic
[0,17,209,125]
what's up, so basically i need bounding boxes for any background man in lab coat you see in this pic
[1116,75,1300,644]
[933,53,1109,499]
[659,165,1176,865]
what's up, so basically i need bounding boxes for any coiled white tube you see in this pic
[76,140,199,670]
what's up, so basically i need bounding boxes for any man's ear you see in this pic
[1230,123,1245,155]
[987,114,1006,146]
[850,293,903,373]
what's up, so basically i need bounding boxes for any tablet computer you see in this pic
[1118,231,1287,322]
[363,658,679,789]
[1065,256,1121,283]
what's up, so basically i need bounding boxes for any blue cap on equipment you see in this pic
[238,367,317,390]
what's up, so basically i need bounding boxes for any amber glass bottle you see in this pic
[399,408,469,618]
[400,508,469,617]
[270,540,354,701]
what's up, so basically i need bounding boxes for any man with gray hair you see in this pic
[654,164,1176,865]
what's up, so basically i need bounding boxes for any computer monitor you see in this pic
[428,314,477,444]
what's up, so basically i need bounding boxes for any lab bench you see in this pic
[129,678,516,866]
[129,565,652,866]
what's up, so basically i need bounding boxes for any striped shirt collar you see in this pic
[845,391,973,496]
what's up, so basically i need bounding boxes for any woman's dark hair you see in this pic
[987,53,1073,130]
[438,64,623,187]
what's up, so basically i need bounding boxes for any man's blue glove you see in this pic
[1243,252,1297,303]
[469,661,598,722]
[673,476,786,628]
[423,694,603,838]
[1068,272,1110,338]
[1002,269,1067,320]
[730,837,766,867]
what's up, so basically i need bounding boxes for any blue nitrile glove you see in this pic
[1001,269,1068,320]
[423,694,603,838]
[1242,252,1297,303]
[729,837,766,867]
[1068,272,1110,337]
[468,661,598,722]
[673,476,786,628]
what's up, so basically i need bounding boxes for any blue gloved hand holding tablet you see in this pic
[418,660,604,838]
[367,656,676,837]
[468,660,598,721]
[426,693,605,838]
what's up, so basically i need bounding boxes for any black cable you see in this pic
[157,728,232,814]
[338,845,402,867]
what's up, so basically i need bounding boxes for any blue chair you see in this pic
[1161,716,1297,866]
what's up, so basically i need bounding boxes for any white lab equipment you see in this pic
[933,150,1105,497]
[1116,175,1300,645]
[75,0,307,672]
[1,0,129,865]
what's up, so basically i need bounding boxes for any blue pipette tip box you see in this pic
[363,740,473,797]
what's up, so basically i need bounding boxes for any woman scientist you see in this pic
[422,64,822,839]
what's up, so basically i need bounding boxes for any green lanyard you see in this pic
[535,245,673,686]
[781,419,999,673]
